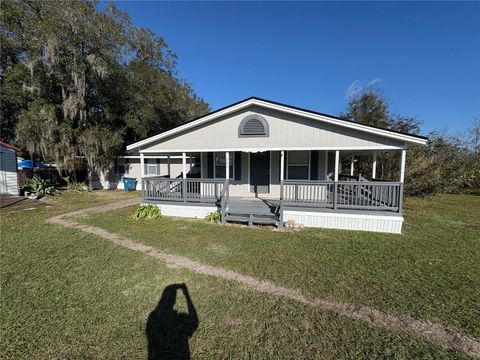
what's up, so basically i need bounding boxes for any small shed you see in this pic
[0,141,20,195]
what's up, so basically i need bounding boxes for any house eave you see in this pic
[139,145,406,154]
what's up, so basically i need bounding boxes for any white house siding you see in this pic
[137,203,403,234]
[141,157,187,178]
[0,144,19,195]
[91,158,141,190]
[97,156,189,190]
[147,203,217,219]
[142,106,405,152]
[114,158,142,190]
[283,210,404,234]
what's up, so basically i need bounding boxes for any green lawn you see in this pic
[1,191,479,359]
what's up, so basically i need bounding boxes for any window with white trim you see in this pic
[146,160,158,176]
[287,151,310,180]
[214,152,234,179]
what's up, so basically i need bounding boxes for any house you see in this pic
[0,141,21,196]
[121,97,427,233]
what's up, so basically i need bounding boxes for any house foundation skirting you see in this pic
[147,203,217,219]
[141,202,403,234]
[283,210,404,234]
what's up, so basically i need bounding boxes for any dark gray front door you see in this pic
[250,151,270,193]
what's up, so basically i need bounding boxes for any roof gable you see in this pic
[127,97,427,151]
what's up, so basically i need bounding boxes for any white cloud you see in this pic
[346,80,360,99]
[346,78,382,99]
[367,78,381,87]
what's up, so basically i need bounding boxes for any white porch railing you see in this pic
[281,180,334,207]
[142,177,226,204]
[280,180,402,211]
[143,178,402,211]
[142,178,403,228]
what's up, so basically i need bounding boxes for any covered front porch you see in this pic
[139,148,406,231]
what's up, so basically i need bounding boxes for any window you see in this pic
[214,152,234,179]
[189,156,201,176]
[190,156,200,168]
[287,151,310,180]
[147,160,158,176]
[239,115,269,137]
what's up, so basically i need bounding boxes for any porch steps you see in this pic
[223,197,281,227]
[224,210,280,227]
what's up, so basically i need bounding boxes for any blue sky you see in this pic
[115,1,479,135]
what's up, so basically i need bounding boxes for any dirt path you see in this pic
[47,200,480,359]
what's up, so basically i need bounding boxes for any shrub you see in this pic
[130,205,161,220]
[204,211,221,224]
[24,177,55,199]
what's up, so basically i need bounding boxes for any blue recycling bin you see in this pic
[122,177,137,191]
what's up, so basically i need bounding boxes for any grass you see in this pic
[1,191,479,359]
[78,194,480,340]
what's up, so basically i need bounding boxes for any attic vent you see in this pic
[239,115,269,137]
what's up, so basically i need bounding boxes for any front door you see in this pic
[250,151,270,194]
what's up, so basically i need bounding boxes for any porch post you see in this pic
[167,155,171,177]
[225,151,230,179]
[280,150,285,181]
[278,150,285,229]
[333,150,339,210]
[334,150,339,181]
[350,156,354,176]
[324,151,328,180]
[140,152,145,200]
[182,153,187,179]
[372,152,377,179]
[400,149,406,183]
[182,152,187,202]
[140,152,145,177]
[398,149,406,213]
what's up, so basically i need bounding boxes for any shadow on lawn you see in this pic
[146,283,198,360]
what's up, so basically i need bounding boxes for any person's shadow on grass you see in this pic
[146,283,198,360]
